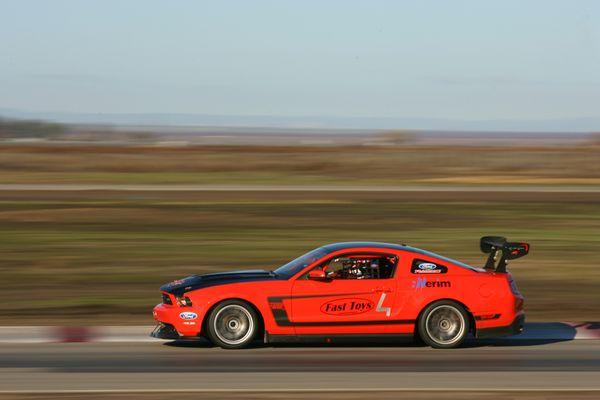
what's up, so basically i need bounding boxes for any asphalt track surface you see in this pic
[1,339,599,393]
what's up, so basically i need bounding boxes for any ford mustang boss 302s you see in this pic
[152,236,528,349]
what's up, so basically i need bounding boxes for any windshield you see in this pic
[273,247,329,278]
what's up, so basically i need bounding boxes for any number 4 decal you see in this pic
[376,292,391,317]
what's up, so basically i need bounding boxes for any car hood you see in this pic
[160,269,278,296]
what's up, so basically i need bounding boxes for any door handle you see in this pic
[372,287,392,293]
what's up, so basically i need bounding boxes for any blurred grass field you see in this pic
[0,143,599,324]
[0,189,599,323]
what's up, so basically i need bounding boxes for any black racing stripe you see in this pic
[270,312,413,327]
[288,319,414,327]
[267,333,412,344]
[475,313,502,321]
[267,292,413,327]
[268,292,372,303]
[271,309,293,326]
[268,294,413,327]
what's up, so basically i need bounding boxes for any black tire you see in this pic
[418,300,469,349]
[206,299,259,349]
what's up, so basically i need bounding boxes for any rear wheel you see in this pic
[206,300,258,349]
[418,300,469,349]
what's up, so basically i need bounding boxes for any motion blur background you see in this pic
[0,0,599,326]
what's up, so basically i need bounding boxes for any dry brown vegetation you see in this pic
[0,144,599,185]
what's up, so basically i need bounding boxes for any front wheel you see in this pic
[206,300,258,349]
[418,300,469,349]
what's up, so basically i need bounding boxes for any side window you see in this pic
[317,254,398,280]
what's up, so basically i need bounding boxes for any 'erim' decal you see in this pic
[412,277,451,290]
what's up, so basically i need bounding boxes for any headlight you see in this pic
[176,296,193,307]
[162,293,172,305]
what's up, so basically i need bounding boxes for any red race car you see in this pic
[152,236,528,349]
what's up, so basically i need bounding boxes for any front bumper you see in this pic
[150,323,180,340]
[476,313,525,339]
[153,302,204,337]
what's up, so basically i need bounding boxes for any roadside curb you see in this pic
[0,326,157,343]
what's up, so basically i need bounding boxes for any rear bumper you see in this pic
[476,313,525,339]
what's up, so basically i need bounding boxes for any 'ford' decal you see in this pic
[179,311,197,320]
[418,263,438,270]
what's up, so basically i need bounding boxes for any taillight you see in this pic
[515,297,524,312]
[508,275,524,311]
[507,273,521,296]
[509,278,521,296]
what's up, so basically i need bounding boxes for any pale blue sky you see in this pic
[1,0,600,127]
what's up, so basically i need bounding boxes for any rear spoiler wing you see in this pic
[480,236,529,273]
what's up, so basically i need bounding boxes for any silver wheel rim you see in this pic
[213,305,255,345]
[425,305,465,346]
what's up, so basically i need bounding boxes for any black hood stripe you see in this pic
[161,270,278,296]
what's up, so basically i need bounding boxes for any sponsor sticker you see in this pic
[321,298,374,316]
[412,277,451,290]
[169,276,193,288]
[179,311,198,320]
[411,259,447,274]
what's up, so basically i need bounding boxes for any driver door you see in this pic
[290,253,398,335]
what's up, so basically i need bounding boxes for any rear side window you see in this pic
[410,258,448,275]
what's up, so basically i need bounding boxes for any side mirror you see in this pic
[307,269,329,281]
